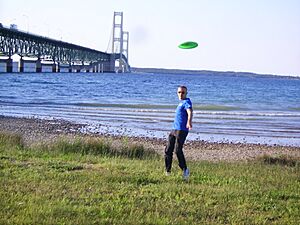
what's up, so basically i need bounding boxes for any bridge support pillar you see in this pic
[6,58,13,73]
[57,63,60,72]
[52,63,57,73]
[68,63,72,73]
[110,55,115,72]
[36,59,42,73]
[19,57,24,72]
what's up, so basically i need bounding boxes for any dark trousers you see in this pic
[165,130,188,172]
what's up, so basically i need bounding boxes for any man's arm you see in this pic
[186,108,193,130]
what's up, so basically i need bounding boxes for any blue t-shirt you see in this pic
[172,98,192,131]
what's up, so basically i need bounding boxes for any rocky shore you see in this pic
[1,116,299,162]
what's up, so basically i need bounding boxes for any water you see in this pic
[0,72,300,146]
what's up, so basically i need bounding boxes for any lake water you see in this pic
[0,71,300,146]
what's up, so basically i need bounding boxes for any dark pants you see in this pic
[165,130,188,172]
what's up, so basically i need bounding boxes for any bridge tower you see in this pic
[112,12,130,72]
[112,12,123,60]
[122,31,129,63]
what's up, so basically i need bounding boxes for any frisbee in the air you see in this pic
[178,41,198,49]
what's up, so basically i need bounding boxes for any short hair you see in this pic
[178,85,187,91]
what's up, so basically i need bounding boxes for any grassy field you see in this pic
[0,132,299,224]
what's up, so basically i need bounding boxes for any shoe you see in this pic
[183,168,190,180]
[165,171,171,176]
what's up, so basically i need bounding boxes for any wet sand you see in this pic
[0,116,299,162]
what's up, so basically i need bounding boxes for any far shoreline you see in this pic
[131,67,300,79]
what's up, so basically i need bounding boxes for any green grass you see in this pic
[0,132,299,224]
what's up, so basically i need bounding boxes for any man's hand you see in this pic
[186,122,192,130]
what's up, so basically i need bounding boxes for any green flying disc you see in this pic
[178,41,198,49]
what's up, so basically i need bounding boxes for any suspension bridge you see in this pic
[0,12,130,73]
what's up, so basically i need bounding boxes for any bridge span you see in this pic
[0,12,130,73]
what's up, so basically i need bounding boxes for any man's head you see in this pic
[177,86,187,100]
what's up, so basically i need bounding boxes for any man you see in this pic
[165,85,193,180]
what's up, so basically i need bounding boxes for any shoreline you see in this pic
[0,115,299,162]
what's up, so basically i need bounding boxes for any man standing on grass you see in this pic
[165,85,193,180]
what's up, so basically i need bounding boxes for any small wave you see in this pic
[194,111,300,117]
[193,105,242,111]
[75,103,243,111]
[0,96,17,100]
[0,101,69,107]
[31,81,55,85]
[75,103,176,109]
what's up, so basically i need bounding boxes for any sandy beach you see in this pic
[0,116,299,162]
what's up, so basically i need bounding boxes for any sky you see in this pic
[0,0,300,76]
